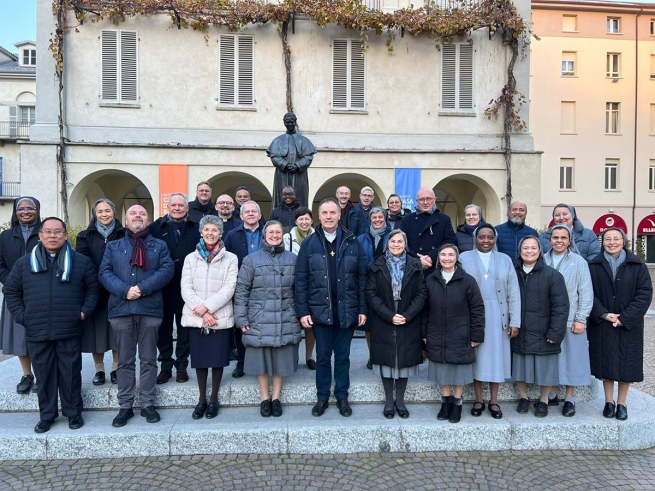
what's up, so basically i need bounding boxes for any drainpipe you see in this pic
[631,7,643,252]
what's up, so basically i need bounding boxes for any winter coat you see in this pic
[543,249,593,327]
[269,201,301,234]
[365,254,427,368]
[283,227,315,255]
[187,198,218,224]
[338,203,366,236]
[386,208,412,231]
[0,197,41,285]
[353,203,372,234]
[3,249,100,342]
[295,225,368,329]
[540,220,601,262]
[224,223,262,269]
[455,223,481,253]
[400,209,457,276]
[148,216,201,312]
[422,267,485,365]
[221,215,243,236]
[511,257,569,355]
[180,247,238,330]
[587,251,652,382]
[99,234,175,319]
[495,220,538,261]
[358,226,391,266]
[234,243,301,348]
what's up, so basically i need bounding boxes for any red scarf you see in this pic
[128,229,150,271]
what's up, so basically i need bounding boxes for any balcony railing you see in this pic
[0,182,21,199]
[0,121,31,139]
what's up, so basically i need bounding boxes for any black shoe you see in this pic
[110,370,117,384]
[517,398,530,414]
[311,400,329,417]
[562,401,576,417]
[17,374,34,394]
[34,419,54,434]
[32,381,38,393]
[616,404,628,421]
[337,398,352,417]
[448,403,463,423]
[488,403,503,419]
[603,401,616,418]
[534,397,560,408]
[383,403,395,419]
[437,396,453,421]
[156,369,172,385]
[471,401,485,417]
[206,402,219,419]
[306,359,317,370]
[534,401,549,418]
[92,371,106,386]
[68,415,84,430]
[192,402,207,420]
[232,362,244,378]
[140,406,161,423]
[395,402,410,419]
[176,369,189,383]
[366,359,373,370]
[271,399,283,417]
[112,408,134,428]
[260,399,272,418]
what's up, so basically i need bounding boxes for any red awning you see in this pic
[637,214,655,235]
[592,214,628,234]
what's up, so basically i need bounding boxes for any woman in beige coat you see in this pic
[181,215,238,420]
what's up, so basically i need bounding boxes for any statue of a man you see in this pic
[267,112,317,208]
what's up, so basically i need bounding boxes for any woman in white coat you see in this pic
[181,215,238,420]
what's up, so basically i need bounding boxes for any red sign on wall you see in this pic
[637,214,655,235]
[592,214,628,234]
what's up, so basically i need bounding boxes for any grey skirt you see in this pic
[428,361,474,386]
[512,353,559,386]
[244,344,298,378]
[0,301,28,356]
[373,364,419,380]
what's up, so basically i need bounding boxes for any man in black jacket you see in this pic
[187,181,218,223]
[149,193,201,384]
[215,193,243,235]
[269,186,301,234]
[4,217,99,434]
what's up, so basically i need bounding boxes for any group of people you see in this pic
[0,183,651,434]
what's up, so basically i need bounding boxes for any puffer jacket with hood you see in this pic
[539,204,601,261]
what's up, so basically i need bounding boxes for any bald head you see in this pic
[126,205,149,232]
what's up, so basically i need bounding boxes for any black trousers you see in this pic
[157,311,189,372]
[27,336,83,421]
[232,326,245,362]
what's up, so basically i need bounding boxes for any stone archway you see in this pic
[68,170,154,226]
[433,174,501,227]
[206,172,273,218]
[311,173,386,217]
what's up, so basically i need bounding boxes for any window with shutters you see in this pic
[559,159,574,190]
[560,101,576,134]
[101,30,139,105]
[218,35,254,109]
[440,43,474,113]
[331,39,366,112]
[562,15,578,32]
[561,51,576,76]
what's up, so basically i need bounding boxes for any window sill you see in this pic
[559,188,576,192]
[562,30,579,33]
[438,111,476,117]
[605,133,622,136]
[560,132,578,135]
[604,189,621,192]
[216,106,256,112]
[99,103,140,109]
[606,32,623,35]
[606,76,622,79]
[329,109,368,115]
[561,74,578,78]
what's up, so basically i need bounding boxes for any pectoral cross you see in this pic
[330,251,335,257]
[483,273,489,280]
[250,243,255,249]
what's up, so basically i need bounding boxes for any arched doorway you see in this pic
[68,170,154,226]
[433,174,501,227]
[311,173,385,217]
[207,172,273,218]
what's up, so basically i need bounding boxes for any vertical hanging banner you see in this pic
[159,164,188,218]
[395,168,421,212]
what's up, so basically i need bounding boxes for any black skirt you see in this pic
[188,328,232,369]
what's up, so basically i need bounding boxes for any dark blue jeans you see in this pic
[313,324,355,401]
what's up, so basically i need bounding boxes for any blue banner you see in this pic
[394,168,421,211]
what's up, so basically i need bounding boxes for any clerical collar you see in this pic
[477,250,492,256]
[323,230,337,243]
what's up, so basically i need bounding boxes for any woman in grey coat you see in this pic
[539,204,601,261]
[543,224,593,417]
[234,221,302,418]
[460,224,521,419]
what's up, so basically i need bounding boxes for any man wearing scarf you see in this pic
[99,205,174,428]
[400,187,457,277]
[188,181,218,223]
[149,193,201,385]
[4,217,99,434]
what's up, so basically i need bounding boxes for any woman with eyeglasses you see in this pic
[386,194,412,231]
[539,204,600,261]
[456,204,485,253]
[587,228,652,421]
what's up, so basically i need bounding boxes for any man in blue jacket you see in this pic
[4,217,99,434]
[99,205,174,428]
[295,198,368,418]
[495,200,538,260]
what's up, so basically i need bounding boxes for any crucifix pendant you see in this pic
[250,243,255,249]
[483,273,489,280]
[330,251,335,257]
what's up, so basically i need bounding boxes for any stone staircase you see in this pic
[0,339,653,460]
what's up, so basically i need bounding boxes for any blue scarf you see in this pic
[196,238,223,264]
[29,241,73,282]
[95,220,116,239]
[385,250,406,301]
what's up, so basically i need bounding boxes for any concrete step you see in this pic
[0,339,597,412]
[0,387,653,460]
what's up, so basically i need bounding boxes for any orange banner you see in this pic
[159,164,188,218]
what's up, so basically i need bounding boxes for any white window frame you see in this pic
[19,106,35,124]
[218,34,255,109]
[606,102,620,134]
[440,42,474,114]
[100,30,139,106]
[605,160,619,190]
[607,17,621,34]
[559,159,574,190]
[562,14,578,33]
[331,39,367,112]
[22,49,36,66]
[561,52,576,76]
[649,163,655,191]
[606,53,620,78]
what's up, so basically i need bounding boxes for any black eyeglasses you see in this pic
[217,201,234,205]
